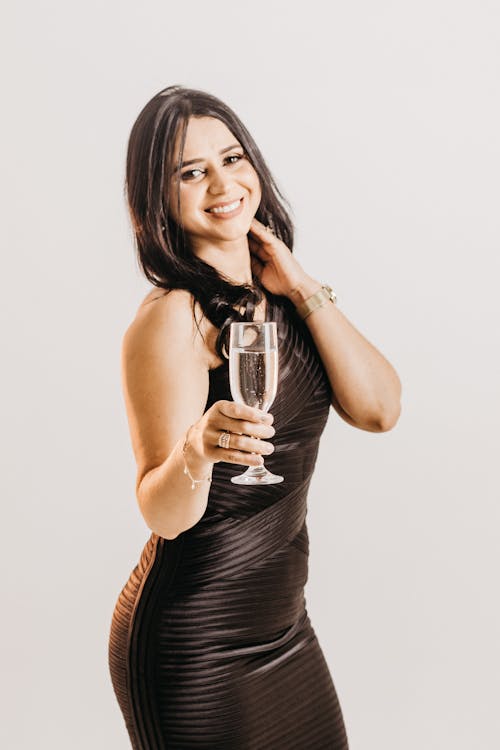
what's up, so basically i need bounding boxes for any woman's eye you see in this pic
[225,153,244,165]
[181,168,204,181]
[180,153,244,181]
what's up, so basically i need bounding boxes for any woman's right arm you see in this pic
[121,289,275,540]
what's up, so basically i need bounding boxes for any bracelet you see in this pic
[182,425,213,490]
[295,284,337,320]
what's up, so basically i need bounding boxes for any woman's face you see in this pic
[167,116,262,248]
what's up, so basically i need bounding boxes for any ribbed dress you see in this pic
[108,290,349,749]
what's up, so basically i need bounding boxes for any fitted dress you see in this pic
[108,289,349,749]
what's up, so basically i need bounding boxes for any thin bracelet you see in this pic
[182,425,213,490]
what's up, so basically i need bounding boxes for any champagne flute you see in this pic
[229,321,284,484]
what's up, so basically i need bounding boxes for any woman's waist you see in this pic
[157,541,307,630]
[156,589,311,654]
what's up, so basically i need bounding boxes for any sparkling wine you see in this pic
[229,348,278,412]
[228,321,283,484]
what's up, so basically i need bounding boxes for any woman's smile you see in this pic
[205,196,244,219]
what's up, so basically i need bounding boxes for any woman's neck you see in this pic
[190,235,253,286]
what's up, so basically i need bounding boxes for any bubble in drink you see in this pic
[229,348,278,412]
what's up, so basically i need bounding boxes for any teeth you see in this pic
[208,199,241,214]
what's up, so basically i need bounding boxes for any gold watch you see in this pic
[296,284,337,320]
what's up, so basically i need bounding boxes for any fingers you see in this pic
[209,401,276,466]
[250,255,264,280]
[215,446,265,467]
[249,237,272,263]
[249,240,273,260]
[213,428,275,454]
[217,399,273,426]
[249,217,274,237]
[249,219,276,248]
[217,418,275,441]
[212,434,274,467]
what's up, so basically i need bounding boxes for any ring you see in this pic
[218,430,231,449]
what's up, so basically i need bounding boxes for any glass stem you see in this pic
[246,437,268,475]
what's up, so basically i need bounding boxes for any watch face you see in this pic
[323,285,336,303]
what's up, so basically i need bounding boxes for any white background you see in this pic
[2,1,499,748]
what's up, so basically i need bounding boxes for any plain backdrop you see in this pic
[2,1,499,748]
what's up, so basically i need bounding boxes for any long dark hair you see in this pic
[125,84,295,359]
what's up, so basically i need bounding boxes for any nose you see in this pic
[207,164,233,195]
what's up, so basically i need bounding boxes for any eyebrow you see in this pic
[174,142,242,172]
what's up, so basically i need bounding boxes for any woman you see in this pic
[108,85,401,749]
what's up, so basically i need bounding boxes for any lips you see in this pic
[205,197,243,213]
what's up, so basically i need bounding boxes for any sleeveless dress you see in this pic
[108,290,349,749]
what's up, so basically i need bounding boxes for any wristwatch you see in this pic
[296,284,337,320]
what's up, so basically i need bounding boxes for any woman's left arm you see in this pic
[249,218,402,433]
[288,276,402,432]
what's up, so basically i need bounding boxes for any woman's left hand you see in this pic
[248,217,311,299]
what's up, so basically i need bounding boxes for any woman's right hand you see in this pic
[188,400,276,467]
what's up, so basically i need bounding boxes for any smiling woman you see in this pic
[124,85,295,357]
[167,117,262,267]
[106,83,395,749]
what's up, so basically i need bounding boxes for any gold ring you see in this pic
[218,430,231,449]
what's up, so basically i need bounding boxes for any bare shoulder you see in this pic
[135,286,197,326]
[125,286,219,369]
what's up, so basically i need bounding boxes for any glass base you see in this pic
[231,464,284,485]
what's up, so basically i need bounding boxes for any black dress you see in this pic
[108,290,350,749]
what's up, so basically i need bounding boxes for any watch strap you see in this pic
[295,284,337,320]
